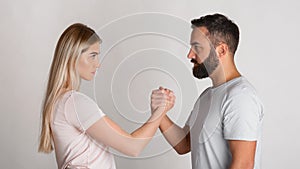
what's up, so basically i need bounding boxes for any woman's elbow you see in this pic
[123,148,142,157]
[129,151,140,157]
[127,150,140,157]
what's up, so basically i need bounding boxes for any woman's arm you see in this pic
[86,89,174,157]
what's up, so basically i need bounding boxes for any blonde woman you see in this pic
[38,23,175,169]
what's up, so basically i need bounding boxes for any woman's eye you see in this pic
[90,54,97,58]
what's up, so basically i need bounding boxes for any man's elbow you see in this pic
[242,159,255,169]
[231,160,254,169]
[176,150,187,155]
[174,147,190,155]
[244,161,255,169]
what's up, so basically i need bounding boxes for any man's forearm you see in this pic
[229,160,254,169]
[159,115,190,154]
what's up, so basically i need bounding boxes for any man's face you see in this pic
[188,27,219,79]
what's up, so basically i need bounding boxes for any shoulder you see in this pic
[224,77,261,103]
[64,90,93,101]
[63,90,98,108]
[62,91,106,131]
[223,77,263,114]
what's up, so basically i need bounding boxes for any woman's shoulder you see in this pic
[63,90,97,106]
[62,90,88,99]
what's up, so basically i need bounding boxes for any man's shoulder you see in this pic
[224,77,263,113]
[225,77,258,98]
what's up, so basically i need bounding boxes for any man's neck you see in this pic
[210,63,241,87]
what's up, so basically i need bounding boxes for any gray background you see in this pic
[1,0,299,169]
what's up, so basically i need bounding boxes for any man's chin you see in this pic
[193,75,209,79]
[193,66,209,79]
[192,70,209,79]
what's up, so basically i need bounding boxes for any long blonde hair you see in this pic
[39,23,101,153]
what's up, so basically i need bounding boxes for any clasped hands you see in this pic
[150,87,176,115]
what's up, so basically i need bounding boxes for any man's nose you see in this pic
[187,49,196,59]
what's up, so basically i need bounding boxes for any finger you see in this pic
[151,99,168,106]
[169,94,175,101]
[152,89,162,94]
[154,90,169,97]
[152,97,167,101]
[170,96,176,103]
[152,99,168,105]
[158,102,167,107]
[152,88,166,95]
[164,88,170,94]
[166,95,172,101]
[151,93,168,100]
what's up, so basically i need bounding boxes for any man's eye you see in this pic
[194,45,202,53]
[192,46,199,53]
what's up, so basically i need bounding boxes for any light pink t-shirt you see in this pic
[51,90,116,169]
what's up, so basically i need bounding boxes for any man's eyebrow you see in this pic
[190,42,200,46]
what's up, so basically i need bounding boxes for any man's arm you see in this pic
[151,87,190,155]
[159,115,191,155]
[228,140,257,169]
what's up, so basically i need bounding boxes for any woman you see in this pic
[38,23,175,169]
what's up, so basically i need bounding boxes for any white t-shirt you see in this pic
[51,90,116,169]
[186,76,264,169]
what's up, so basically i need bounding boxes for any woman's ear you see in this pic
[216,43,228,58]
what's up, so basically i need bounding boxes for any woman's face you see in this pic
[77,42,100,81]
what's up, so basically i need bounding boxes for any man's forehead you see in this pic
[190,27,210,44]
[191,27,209,38]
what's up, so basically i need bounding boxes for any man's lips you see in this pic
[191,59,199,64]
[191,59,200,66]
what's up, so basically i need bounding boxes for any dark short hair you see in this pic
[191,13,240,55]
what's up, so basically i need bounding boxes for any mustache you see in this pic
[191,59,198,64]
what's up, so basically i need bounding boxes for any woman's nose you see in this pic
[96,62,100,68]
[95,56,101,68]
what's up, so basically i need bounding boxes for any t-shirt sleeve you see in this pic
[223,93,263,141]
[64,91,105,132]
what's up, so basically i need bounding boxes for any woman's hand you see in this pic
[150,86,176,114]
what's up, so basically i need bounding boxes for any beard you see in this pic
[191,47,219,79]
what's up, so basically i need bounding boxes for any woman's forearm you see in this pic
[87,108,166,157]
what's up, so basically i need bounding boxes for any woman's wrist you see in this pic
[148,107,166,123]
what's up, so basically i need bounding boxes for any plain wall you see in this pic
[1,0,300,168]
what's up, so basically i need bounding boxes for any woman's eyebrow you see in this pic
[89,52,99,55]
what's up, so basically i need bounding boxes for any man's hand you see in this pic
[151,87,176,114]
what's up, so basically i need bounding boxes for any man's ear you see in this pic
[216,43,228,58]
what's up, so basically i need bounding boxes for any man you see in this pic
[151,13,264,169]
